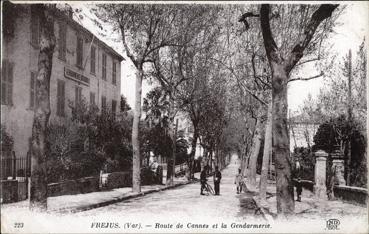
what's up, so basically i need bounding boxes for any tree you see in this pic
[95,5,185,192]
[256,4,339,215]
[120,95,131,112]
[29,4,56,211]
[238,4,339,215]
[259,102,272,206]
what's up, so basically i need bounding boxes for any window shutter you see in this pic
[102,54,107,80]
[56,80,61,115]
[90,92,95,106]
[112,62,116,85]
[61,82,65,116]
[75,86,78,106]
[30,10,39,46]
[1,62,8,105]
[30,72,35,108]
[112,100,117,113]
[58,22,66,60]
[7,63,13,105]
[90,47,96,74]
[76,37,83,68]
[57,80,65,116]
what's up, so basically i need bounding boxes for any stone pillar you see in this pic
[330,149,346,186]
[332,159,345,185]
[314,150,328,200]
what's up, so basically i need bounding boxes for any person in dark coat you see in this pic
[200,168,207,195]
[213,166,222,195]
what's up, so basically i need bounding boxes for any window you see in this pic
[76,36,83,68]
[112,61,117,85]
[112,100,117,114]
[101,96,106,111]
[56,80,65,116]
[75,86,82,106]
[90,46,96,74]
[30,7,40,47]
[102,53,107,80]
[58,22,67,60]
[30,71,37,109]
[90,92,95,106]
[1,61,13,106]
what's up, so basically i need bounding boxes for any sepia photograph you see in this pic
[0,1,368,233]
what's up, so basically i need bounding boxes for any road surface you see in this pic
[78,154,263,224]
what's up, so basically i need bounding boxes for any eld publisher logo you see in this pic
[326,219,340,230]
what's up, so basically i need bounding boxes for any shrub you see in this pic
[313,115,367,187]
[106,171,132,189]
[47,99,133,183]
[1,124,13,152]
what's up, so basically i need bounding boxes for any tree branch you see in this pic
[238,12,260,31]
[251,52,272,89]
[260,4,278,62]
[285,4,339,73]
[119,24,138,68]
[209,57,267,106]
[288,72,324,83]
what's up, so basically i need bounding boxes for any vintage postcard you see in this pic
[1,1,368,233]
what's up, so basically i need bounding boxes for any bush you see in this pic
[1,124,13,152]
[106,171,132,189]
[47,98,133,183]
[313,115,367,187]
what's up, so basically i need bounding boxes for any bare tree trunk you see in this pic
[132,68,143,193]
[166,99,176,186]
[346,49,352,186]
[247,115,263,190]
[272,64,294,215]
[241,143,248,176]
[259,102,272,206]
[188,127,198,179]
[210,150,213,173]
[30,4,55,211]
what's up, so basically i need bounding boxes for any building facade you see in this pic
[1,6,123,159]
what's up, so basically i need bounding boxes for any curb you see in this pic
[50,180,195,214]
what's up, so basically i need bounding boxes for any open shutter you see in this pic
[61,82,65,115]
[1,62,7,104]
[30,72,35,108]
[7,63,13,105]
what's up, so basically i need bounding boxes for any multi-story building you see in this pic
[1,6,123,159]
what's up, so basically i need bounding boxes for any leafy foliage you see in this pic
[48,99,133,183]
[313,115,367,187]
[0,124,14,152]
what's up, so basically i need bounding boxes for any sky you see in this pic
[287,2,368,112]
[74,2,368,111]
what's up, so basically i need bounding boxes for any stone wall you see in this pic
[48,176,99,197]
[105,171,132,190]
[333,185,367,205]
[0,180,18,203]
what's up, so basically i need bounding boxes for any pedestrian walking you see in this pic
[234,168,243,194]
[213,166,222,195]
[200,168,207,195]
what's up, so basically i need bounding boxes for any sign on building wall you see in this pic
[64,67,90,86]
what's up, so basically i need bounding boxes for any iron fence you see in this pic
[1,151,30,181]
